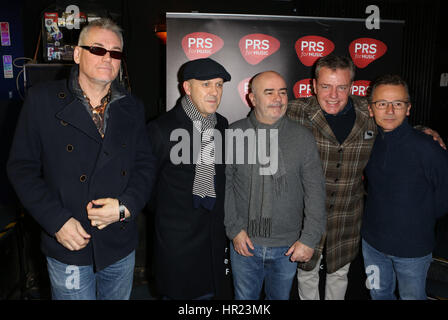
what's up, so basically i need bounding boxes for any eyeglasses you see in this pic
[79,46,123,60]
[371,100,409,110]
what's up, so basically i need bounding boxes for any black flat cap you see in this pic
[182,58,231,82]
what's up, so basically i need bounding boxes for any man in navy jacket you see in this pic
[7,18,156,299]
[361,74,448,300]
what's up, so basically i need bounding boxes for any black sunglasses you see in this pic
[79,45,123,60]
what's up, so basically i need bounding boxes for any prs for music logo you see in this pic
[181,32,224,60]
[349,38,387,68]
[295,36,335,67]
[351,80,371,97]
[238,77,253,107]
[239,34,280,65]
[293,79,313,98]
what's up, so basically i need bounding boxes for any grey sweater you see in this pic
[224,113,327,248]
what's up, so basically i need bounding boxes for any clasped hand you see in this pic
[55,198,119,251]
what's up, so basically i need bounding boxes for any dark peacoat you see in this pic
[147,102,228,299]
[7,77,157,271]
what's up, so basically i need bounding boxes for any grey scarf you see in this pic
[247,111,287,238]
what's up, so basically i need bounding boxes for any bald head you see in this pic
[250,71,285,94]
[249,71,288,125]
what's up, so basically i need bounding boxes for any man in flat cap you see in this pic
[147,58,231,299]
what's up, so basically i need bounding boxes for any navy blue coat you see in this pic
[362,120,448,258]
[147,102,228,299]
[7,79,156,270]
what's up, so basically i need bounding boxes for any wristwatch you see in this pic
[118,200,126,222]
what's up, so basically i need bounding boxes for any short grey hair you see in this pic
[78,18,123,48]
[314,55,355,82]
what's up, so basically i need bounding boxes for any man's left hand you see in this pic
[285,241,314,263]
[87,198,121,230]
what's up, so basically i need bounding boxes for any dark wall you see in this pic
[431,1,448,143]
[120,0,297,121]
[4,0,447,300]
[125,0,446,137]
[294,0,445,135]
[18,0,446,133]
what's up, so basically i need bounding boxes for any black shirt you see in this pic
[323,98,356,144]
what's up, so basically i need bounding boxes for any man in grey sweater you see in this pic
[224,71,327,300]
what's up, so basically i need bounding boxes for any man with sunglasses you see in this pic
[361,74,448,299]
[7,18,156,299]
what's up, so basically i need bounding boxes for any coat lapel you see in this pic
[173,102,194,130]
[342,103,371,147]
[95,99,134,170]
[306,96,339,145]
[56,97,102,144]
[171,102,227,171]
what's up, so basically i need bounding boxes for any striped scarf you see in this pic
[181,95,217,210]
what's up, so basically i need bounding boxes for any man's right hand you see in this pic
[232,230,255,257]
[55,217,91,251]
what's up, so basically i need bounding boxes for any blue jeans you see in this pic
[46,250,135,300]
[230,242,297,300]
[362,239,431,300]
